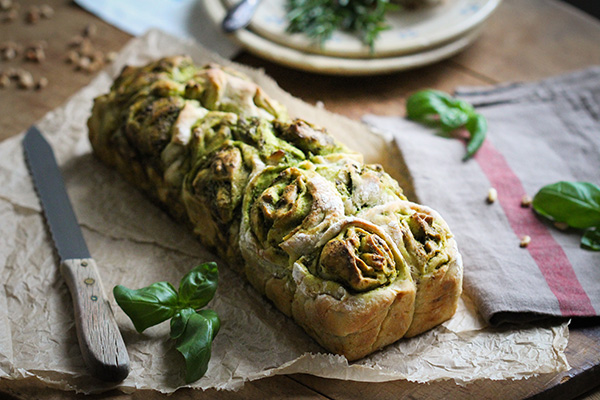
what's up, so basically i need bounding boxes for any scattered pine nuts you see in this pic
[520,235,531,248]
[66,49,79,64]
[487,187,498,204]
[1,41,21,60]
[105,51,117,62]
[0,18,117,93]
[64,25,117,74]
[520,194,532,208]
[2,46,16,60]
[16,69,34,89]
[24,48,36,61]
[36,76,48,90]
[0,0,12,11]
[76,56,91,71]
[25,47,45,62]
[25,6,40,24]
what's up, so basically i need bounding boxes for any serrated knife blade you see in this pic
[23,126,130,382]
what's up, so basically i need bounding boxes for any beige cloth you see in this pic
[0,30,568,394]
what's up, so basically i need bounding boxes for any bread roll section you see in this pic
[88,56,462,360]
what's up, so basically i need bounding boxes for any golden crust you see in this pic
[359,200,463,337]
[291,262,416,361]
[404,239,462,337]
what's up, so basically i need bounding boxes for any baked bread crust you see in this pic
[359,201,462,337]
[87,56,462,360]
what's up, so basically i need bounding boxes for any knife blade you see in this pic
[22,126,130,382]
[222,0,261,33]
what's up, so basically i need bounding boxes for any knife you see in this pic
[22,126,130,382]
[222,0,261,33]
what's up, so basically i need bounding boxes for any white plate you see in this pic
[205,0,485,75]
[221,0,500,58]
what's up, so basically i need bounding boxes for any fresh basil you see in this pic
[533,181,600,251]
[581,229,600,251]
[178,262,218,310]
[532,182,600,229]
[113,282,178,333]
[463,113,487,161]
[406,89,487,160]
[114,262,221,382]
[170,308,220,383]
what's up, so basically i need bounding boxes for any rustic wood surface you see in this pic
[1,0,600,399]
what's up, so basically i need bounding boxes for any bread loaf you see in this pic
[88,56,462,360]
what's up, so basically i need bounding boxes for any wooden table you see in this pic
[1,0,600,398]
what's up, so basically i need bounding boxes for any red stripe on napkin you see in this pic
[475,140,595,316]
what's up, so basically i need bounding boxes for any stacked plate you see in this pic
[204,0,501,75]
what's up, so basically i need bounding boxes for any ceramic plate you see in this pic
[205,0,485,76]
[220,0,500,58]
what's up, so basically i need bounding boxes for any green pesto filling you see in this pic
[249,167,314,249]
[397,211,450,276]
[314,161,405,215]
[316,225,398,292]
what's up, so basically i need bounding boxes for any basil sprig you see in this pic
[532,181,600,251]
[114,262,220,383]
[406,89,487,160]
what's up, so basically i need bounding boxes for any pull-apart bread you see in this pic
[88,56,462,361]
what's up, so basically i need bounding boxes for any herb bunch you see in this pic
[286,0,398,50]
[113,262,220,383]
[406,89,487,160]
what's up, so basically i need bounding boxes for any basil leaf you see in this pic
[463,113,487,160]
[407,90,471,130]
[406,89,486,159]
[581,228,600,251]
[170,308,221,383]
[178,262,219,310]
[113,282,179,333]
[533,182,600,229]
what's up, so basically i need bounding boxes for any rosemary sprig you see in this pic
[285,0,399,50]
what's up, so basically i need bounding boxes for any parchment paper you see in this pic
[0,30,569,394]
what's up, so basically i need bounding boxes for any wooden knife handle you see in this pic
[60,258,130,382]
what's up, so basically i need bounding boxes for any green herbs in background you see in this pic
[406,89,487,160]
[532,181,600,251]
[113,262,220,383]
[286,0,398,50]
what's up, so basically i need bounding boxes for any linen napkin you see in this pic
[363,67,600,325]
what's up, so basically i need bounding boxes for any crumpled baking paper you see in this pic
[0,30,569,394]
